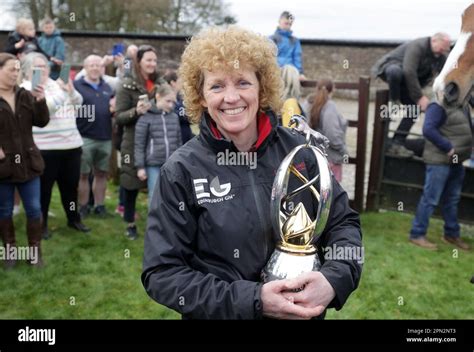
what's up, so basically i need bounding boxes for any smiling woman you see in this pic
[115,44,162,240]
[200,68,261,151]
[179,26,282,124]
[141,26,363,320]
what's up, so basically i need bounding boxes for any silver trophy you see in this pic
[261,115,333,282]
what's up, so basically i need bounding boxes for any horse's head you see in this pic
[433,4,474,107]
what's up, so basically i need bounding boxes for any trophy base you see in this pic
[261,246,321,282]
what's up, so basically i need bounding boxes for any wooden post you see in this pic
[366,89,389,211]
[353,76,370,212]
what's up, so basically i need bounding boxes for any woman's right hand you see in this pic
[31,84,46,102]
[136,100,151,115]
[137,168,147,181]
[261,280,322,320]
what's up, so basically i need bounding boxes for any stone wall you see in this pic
[0,30,402,99]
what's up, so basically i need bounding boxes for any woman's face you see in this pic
[139,51,157,78]
[0,59,20,89]
[201,67,260,138]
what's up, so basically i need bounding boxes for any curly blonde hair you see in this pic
[179,25,283,123]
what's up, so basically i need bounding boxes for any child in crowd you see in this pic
[280,64,305,127]
[38,18,66,80]
[134,84,182,205]
[5,18,50,60]
[309,78,348,182]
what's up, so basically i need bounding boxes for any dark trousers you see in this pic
[40,148,82,228]
[123,188,138,223]
[119,186,125,207]
[383,64,420,144]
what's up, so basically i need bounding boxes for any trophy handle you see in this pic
[271,144,333,245]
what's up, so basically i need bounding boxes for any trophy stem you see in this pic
[262,244,321,282]
[277,242,317,255]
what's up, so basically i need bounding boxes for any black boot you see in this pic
[67,220,91,233]
[27,218,44,267]
[42,221,52,240]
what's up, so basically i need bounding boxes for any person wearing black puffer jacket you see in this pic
[134,84,182,205]
[141,26,363,320]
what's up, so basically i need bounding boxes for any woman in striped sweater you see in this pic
[21,53,90,239]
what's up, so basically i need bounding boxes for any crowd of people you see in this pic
[0,9,472,319]
[0,17,196,267]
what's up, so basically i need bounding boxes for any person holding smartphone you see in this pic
[115,45,163,240]
[0,53,49,269]
[20,53,90,240]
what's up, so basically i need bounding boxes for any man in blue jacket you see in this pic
[270,11,306,80]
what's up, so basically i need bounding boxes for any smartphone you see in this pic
[112,43,125,57]
[31,67,42,90]
[139,94,149,104]
[59,63,71,84]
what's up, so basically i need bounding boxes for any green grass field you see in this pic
[1,183,473,319]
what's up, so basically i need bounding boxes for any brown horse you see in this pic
[433,4,474,106]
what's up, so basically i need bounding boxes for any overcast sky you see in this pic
[0,0,472,41]
[228,0,472,40]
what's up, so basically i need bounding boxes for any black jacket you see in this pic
[141,110,363,319]
[175,93,194,144]
[0,87,49,183]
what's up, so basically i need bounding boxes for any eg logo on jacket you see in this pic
[193,177,234,204]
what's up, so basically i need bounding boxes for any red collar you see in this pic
[209,112,272,151]
[145,79,155,93]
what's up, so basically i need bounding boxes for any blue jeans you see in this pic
[146,166,160,206]
[0,177,42,220]
[410,164,465,239]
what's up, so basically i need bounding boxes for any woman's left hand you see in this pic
[282,271,336,315]
[31,84,46,102]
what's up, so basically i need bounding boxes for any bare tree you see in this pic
[7,0,237,34]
